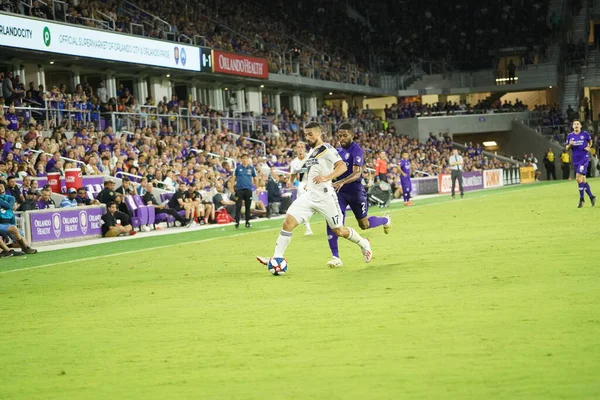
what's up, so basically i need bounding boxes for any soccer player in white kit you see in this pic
[289,140,313,235]
[257,122,373,266]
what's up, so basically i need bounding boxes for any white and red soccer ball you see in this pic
[268,257,288,276]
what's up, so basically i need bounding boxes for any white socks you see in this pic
[344,228,369,249]
[274,230,293,258]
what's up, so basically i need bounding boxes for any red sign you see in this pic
[213,50,269,79]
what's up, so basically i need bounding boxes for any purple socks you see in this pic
[579,182,585,200]
[367,216,388,228]
[584,182,594,199]
[327,226,339,258]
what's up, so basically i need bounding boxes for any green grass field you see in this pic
[1,180,599,399]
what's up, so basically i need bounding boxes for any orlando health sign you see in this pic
[27,206,105,244]
[0,13,200,71]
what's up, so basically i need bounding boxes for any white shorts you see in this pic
[296,182,307,198]
[287,189,343,229]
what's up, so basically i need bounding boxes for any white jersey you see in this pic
[303,143,343,195]
[290,156,308,192]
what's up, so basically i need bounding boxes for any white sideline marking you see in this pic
[1,183,551,275]
[1,230,281,275]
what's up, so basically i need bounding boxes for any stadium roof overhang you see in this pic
[0,45,392,98]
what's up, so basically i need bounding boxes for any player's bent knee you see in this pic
[282,214,300,231]
[358,220,370,230]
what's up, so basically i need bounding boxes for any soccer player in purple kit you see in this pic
[399,150,413,206]
[326,123,391,268]
[566,120,596,208]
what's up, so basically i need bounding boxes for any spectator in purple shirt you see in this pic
[37,188,56,209]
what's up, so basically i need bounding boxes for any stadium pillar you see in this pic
[135,75,148,104]
[36,65,46,91]
[291,94,302,114]
[209,86,224,111]
[148,77,170,103]
[166,81,173,99]
[234,88,246,113]
[245,87,262,115]
[274,93,281,114]
[16,65,26,87]
[306,95,317,117]
[106,72,117,99]
[71,67,81,89]
[189,81,198,102]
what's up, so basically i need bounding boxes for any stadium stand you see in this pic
[1,0,554,84]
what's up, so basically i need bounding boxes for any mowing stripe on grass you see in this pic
[1,182,565,275]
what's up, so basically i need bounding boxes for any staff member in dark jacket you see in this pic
[142,182,189,226]
[97,179,120,205]
[543,148,557,180]
[17,190,39,211]
[266,168,282,217]
[101,202,136,237]
[233,154,257,228]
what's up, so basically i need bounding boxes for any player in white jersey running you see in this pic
[289,140,313,235]
[257,122,373,267]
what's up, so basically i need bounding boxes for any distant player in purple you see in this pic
[326,123,391,268]
[399,150,413,206]
[566,120,596,208]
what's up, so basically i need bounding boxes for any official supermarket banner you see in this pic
[0,13,200,71]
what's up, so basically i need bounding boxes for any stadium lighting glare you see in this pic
[549,86,553,88]
[495,77,519,82]
[260,84,264,88]
[165,74,170,78]
[483,141,497,147]
[49,61,54,64]
[328,92,333,95]
[224,87,228,91]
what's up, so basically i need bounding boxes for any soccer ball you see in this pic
[268,257,288,276]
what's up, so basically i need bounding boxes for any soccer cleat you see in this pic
[129,231,137,236]
[304,229,313,236]
[185,218,194,228]
[327,256,343,268]
[235,222,240,229]
[591,196,597,207]
[578,200,585,208]
[404,201,414,206]
[245,222,251,228]
[383,213,392,234]
[256,256,269,266]
[0,251,14,258]
[23,247,37,254]
[361,239,373,263]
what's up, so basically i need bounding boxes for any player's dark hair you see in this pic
[401,150,409,155]
[108,202,117,208]
[338,123,353,131]
[573,119,581,124]
[304,122,321,130]
[241,153,249,158]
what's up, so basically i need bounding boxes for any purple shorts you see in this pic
[337,190,368,220]
[574,161,589,176]
[400,178,411,193]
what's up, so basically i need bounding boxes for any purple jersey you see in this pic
[335,142,365,194]
[566,131,591,165]
[335,142,368,219]
[400,158,410,178]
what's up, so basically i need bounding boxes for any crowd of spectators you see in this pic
[2,0,556,85]
[383,98,529,119]
[2,95,519,223]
